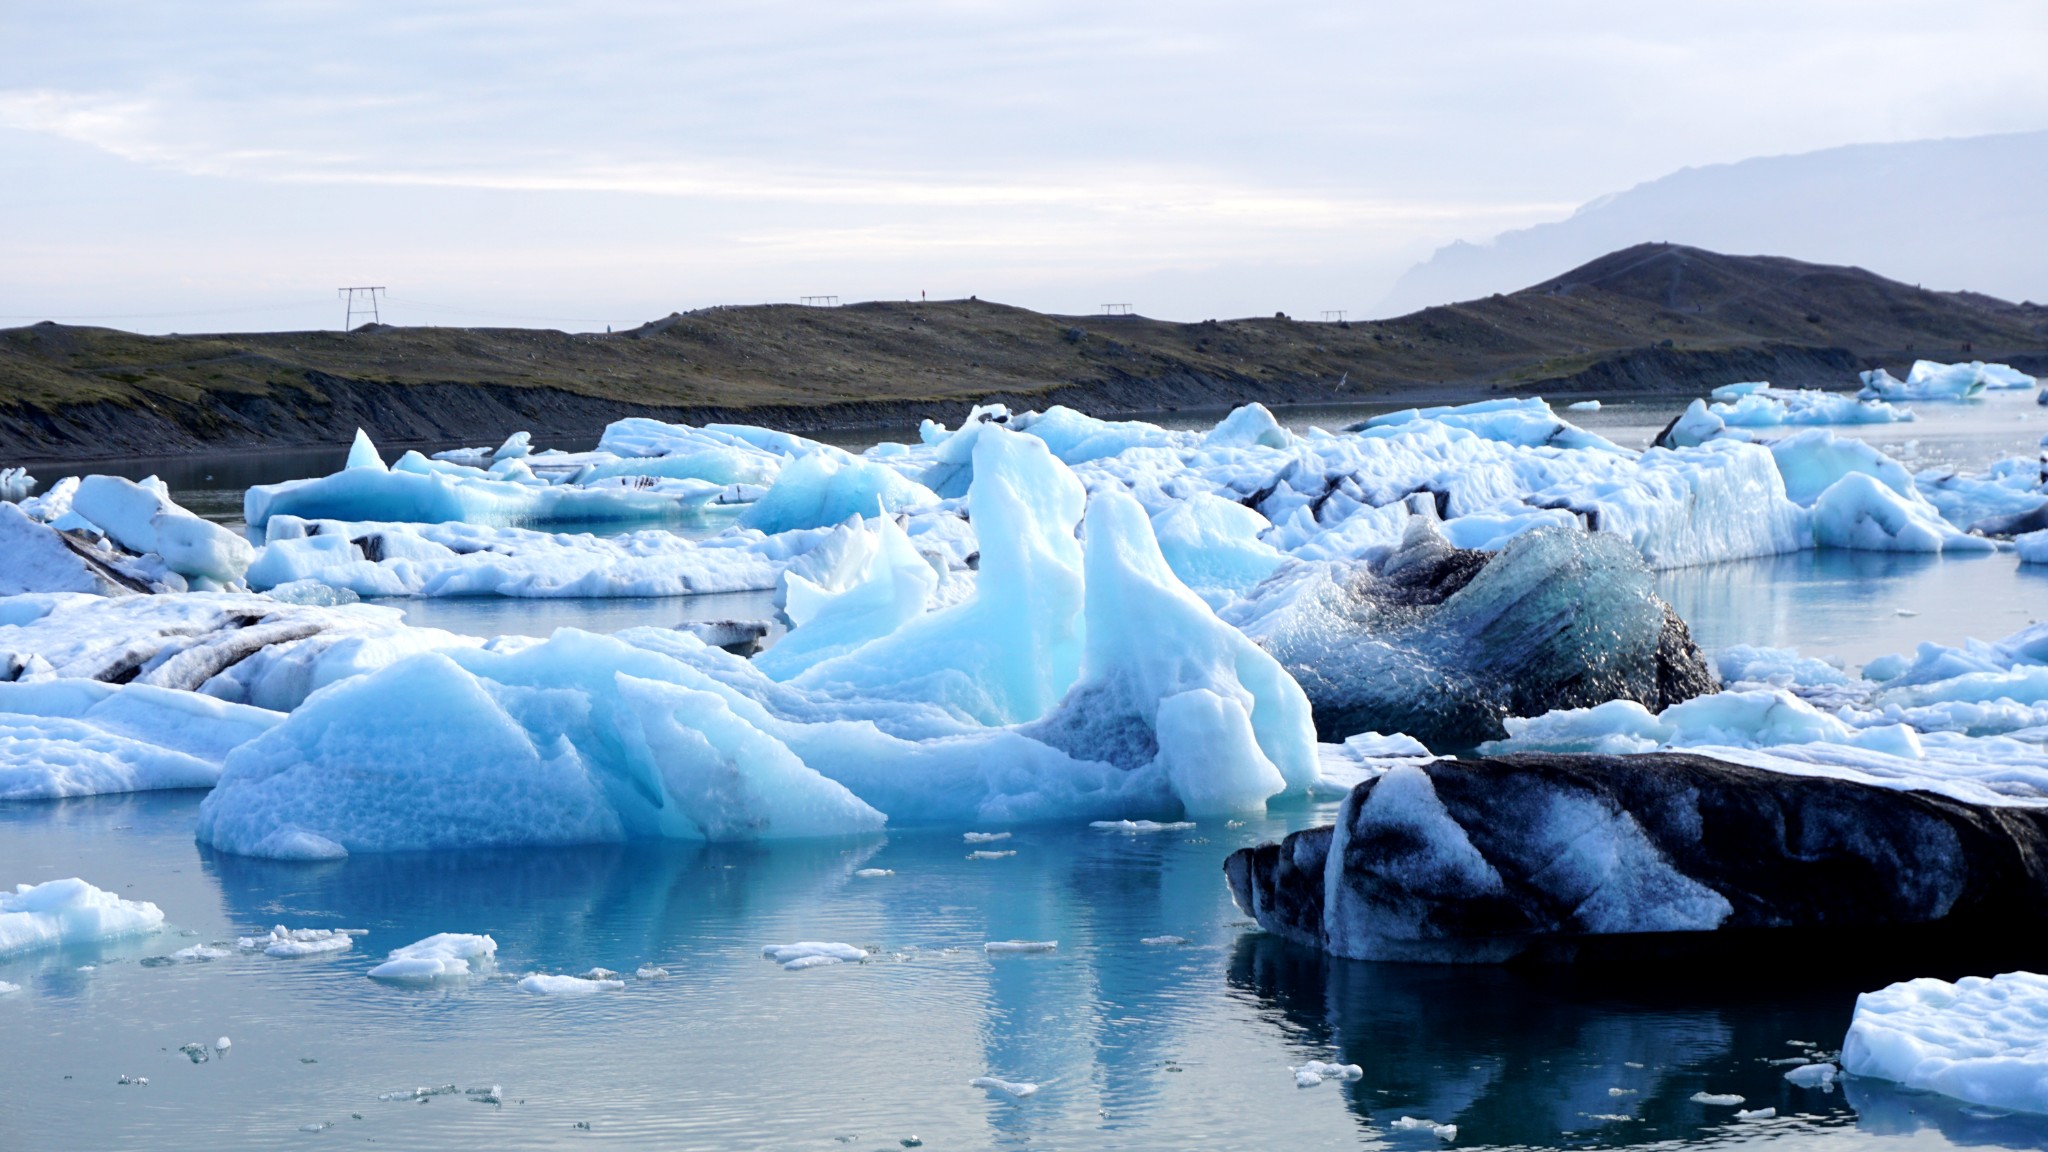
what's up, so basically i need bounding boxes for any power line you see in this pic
[339,286,386,330]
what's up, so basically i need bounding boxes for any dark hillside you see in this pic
[4,243,2043,460]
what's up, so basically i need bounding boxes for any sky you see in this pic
[5,1,2047,331]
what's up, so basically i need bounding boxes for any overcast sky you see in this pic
[5,1,2046,330]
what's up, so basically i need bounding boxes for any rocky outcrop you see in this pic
[1232,524,1716,750]
[1226,753,2048,966]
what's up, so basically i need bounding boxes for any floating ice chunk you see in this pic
[518,973,625,995]
[117,1075,147,1086]
[245,463,722,532]
[0,679,283,800]
[1389,1115,1457,1140]
[634,966,668,980]
[1018,405,1182,462]
[1734,1107,1776,1120]
[1566,400,1602,412]
[0,503,155,596]
[1710,387,1912,428]
[963,832,1011,843]
[1843,971,2048,1114]
[1204,403,1294,450]
[1785,1062,1838,1087]
[756,515,939,679]
[367,933,498,983]
[1089,820,1196,833]
[1770,429,1918,506]
[70,475,179,556]
[738,452,937,535]
[1811,472,1991,553]
[0,878,164,958]
[1862,361,2018,401]
[1691,1092,1745,1106]
[2019,530,2048,565]
[968,850,1015,859]
[969,1076,1039,1098]
[0,467,33,500]
[1366,397,1622,452]
[1141,935,1189,946]
[216,1036,231,1052]
[853,868,894,878]
[238,926,359,957]
[984,940,1057,954]
[171,944,233,961]
[1659,399,1726,448]
[379,1085,459,1100]
[346,429,387,472]
[1150,494,1286,597]
[762,942,868,970]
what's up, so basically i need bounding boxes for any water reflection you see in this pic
[1226,933,1873,1146]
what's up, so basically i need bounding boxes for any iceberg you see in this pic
[0,878,165,958]
[736,451,938,534]
[1858,361,2018,402]
[0,679,281,799]
[1842,972,2048,1115]
[367,933,498,983]
[0,466,32,500]
[1706,386,1913,427]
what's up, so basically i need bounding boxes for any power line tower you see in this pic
[339,286,386,330]
[1321,310,1347,322]
[1099,303,1133,317]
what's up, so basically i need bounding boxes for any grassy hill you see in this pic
[4,243,2044,460]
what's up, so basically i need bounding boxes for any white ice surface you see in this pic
[1843,972,2048,1115]
[0,679,281,798]
[367,933,498,983]
[0,878,164,958]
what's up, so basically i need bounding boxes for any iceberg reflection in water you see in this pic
[1,791,2041,1150]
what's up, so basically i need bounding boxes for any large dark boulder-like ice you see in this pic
[1225,753,2048,967]
[1226,522,1716,750]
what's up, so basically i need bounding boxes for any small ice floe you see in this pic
[634,966,668,980]
[178,1042,212,1063]
[367,933,497,983]
[171,944,234,962]
[963,832,1011,843]
[582,967,620,980]
[1292,1060,1363,1087]
[1141,935,1189,946]
[517,973,625,995]
[0,878,165,958]
[117,1075,146,1086]
[1785,1062,1839,1088]
[1390,1115,1457,1140]
[237,926,363,958]
[970,1075,1039,1098]
[1735,1107,1776,1120]
[1089,820,1195,833]
[299,1122,333,1132]
[216,1036,232,1053]
[1567,400,1602,412]
[1690,1092,1744,1106]
[761,942,867,970]
[1608,1087,1638,1096]
[854,868,894,878]
[379,1085,459,1101]
[466,1085,503,1104]
[967,850,1015,860]
[984,940,1057,954]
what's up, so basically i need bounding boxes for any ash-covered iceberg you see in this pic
[1225,753,2048,964]
[1227,517,1715,749]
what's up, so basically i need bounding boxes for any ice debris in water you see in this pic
[1735,1107,1776,1120]
[761,942,867,970]
[366,933,497,983]
[963,831,1011,843]
[1389,1115,1458,1140]
[178,1042,211,1064]
[379,1085,459,1101]
[238,926,361,957]
[468,1085,503,1104]
[634,966,668,980]
[1089,820,1196,833]
[0,878,165,958]
[1785,1062,1839,1088]
[1691,1092,1744,1106]
[970,1076,1039,1098]
[1141,935,1189,946]
[1292,1060,1363,1087]
[1843,971,2048,1115]
[517,973,625,995]
[171,943,233,961]
[217,1036,231,1052]
[968,849,1015,859]
[299,1122,333,1132]
[117,1075,146,1086]
[985,940,1058,954]
[853,868,894,878]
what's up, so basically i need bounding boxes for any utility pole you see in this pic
[339,286,386,330]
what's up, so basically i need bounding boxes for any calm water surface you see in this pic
[6,391,2048,1148]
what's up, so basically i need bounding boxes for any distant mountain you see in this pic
[5,244,2045,459]
[1380,132,2048,317]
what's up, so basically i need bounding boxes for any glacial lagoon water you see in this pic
[6,389,2048,1149]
